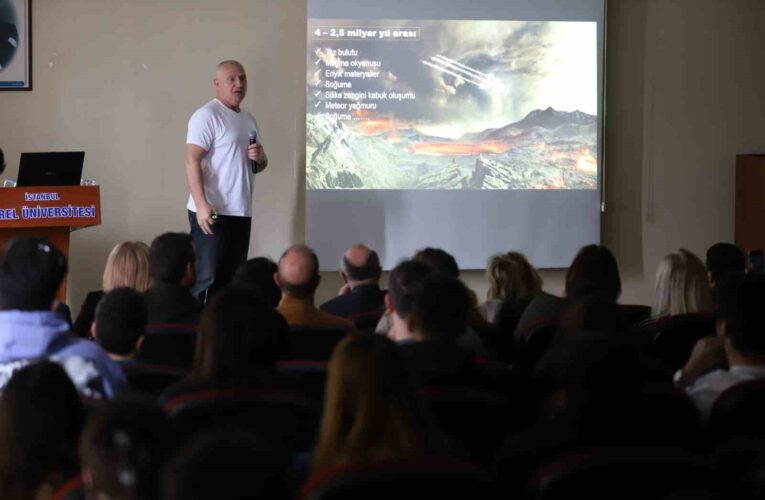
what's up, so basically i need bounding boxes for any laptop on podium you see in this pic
[16,152,85,187]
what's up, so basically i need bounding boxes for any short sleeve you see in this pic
[187,107,215,151]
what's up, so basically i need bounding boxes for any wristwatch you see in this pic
[673,369,688,388]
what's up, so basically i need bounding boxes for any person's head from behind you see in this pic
[410,275,470,342]
[275,244,320,301]
[385,260,431,341]
[340,244,382,287]
[103,241,151,292]
[412,247,459,278]
[706,242,746,288]
[312,334,426,473]
[0,361,84,498]
[231,257,281,308]
[94,288,147,360]
[149,233,195,288]
[162,430,288,500]
[486,251,542,302]
[80,400,175,500]
[653,248,712,318]
[565,244,621,303]
[0,237,67,311]
[717,274,765,361]
[194,287,285,384]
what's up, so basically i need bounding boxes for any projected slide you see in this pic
[306,20,598,190]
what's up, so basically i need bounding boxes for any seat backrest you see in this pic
[51,475,85,500]
[709,378,765,440]
[302,458,491,500]
[139,323,197,368]
[350,309,385,333]
[525,447,717,500]
[651,313,716,370]
[163,387,319,453]
[273,360,328,403]
[123,363,188,396]
[284,326,350,361]
[422,385,515,465]
[620,304,652,326]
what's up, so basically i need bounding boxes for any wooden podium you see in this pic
[0,185,101,301]
[736,154,765,253]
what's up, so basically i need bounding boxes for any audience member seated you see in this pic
[145,232,202,325]
[309,334,438,479]
[706,242,746,289]
[0,237,125,398]
[496,331,699,496]
[676,274,765,420]
[387,261,476,386]
[320,244,386,328]
[480,251,542,324]
[80,400,176,500]
[410,247,491,358]
[0,361,85,499]
[92,287,147,365]
[73,241,151,338]
[161,287,285,401]
[275,245,354,331]
[231,256,282,308]
[515,244,621,341]
[650,249,713,320]
[162,430,290,500]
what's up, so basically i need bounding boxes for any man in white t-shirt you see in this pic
[185,60,268,300]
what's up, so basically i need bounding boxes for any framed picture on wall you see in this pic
[0,0,31,90]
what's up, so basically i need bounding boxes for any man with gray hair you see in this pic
[320,244,386,326]
[185,60,269,301]
[275,244,354,331]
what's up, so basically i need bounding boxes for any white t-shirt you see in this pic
[186,99,260,217]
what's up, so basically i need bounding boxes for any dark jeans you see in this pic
[188,210,251,301]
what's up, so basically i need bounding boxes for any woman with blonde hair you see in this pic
[480,251,542,323]
[73,241,151,337]
[310,334,433,476]
[652,248,713,318]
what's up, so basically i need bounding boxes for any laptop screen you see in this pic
[17,152,85,187]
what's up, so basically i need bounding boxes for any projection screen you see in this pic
[306,0,606,270]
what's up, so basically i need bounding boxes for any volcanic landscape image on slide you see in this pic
[306,19,599,190]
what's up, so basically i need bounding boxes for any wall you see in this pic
[1,0,764,316]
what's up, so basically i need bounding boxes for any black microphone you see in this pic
[249,130,258,174]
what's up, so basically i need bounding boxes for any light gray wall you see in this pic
[1,0,764,316]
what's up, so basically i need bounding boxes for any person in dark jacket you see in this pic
[144,233,202,326]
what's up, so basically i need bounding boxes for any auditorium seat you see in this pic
[51,475,85,500]
[620,304,652,326]
[273,360,328,403]
[708,378,765,441]
[283,326,351,361]
[138,323,197,368]
[649,313,716,370]
[523,447,718,500]
[349,309,385,333]
[123,363,188,396]
[301,458,492,500]
[422,385,515,465]
[162,387,319,453]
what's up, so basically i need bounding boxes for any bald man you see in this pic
[320,244,386,326]
[275,245,354,331]
[185,60,268,301]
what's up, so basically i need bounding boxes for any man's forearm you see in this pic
[257,152,269,173]
[185,159,208,208]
